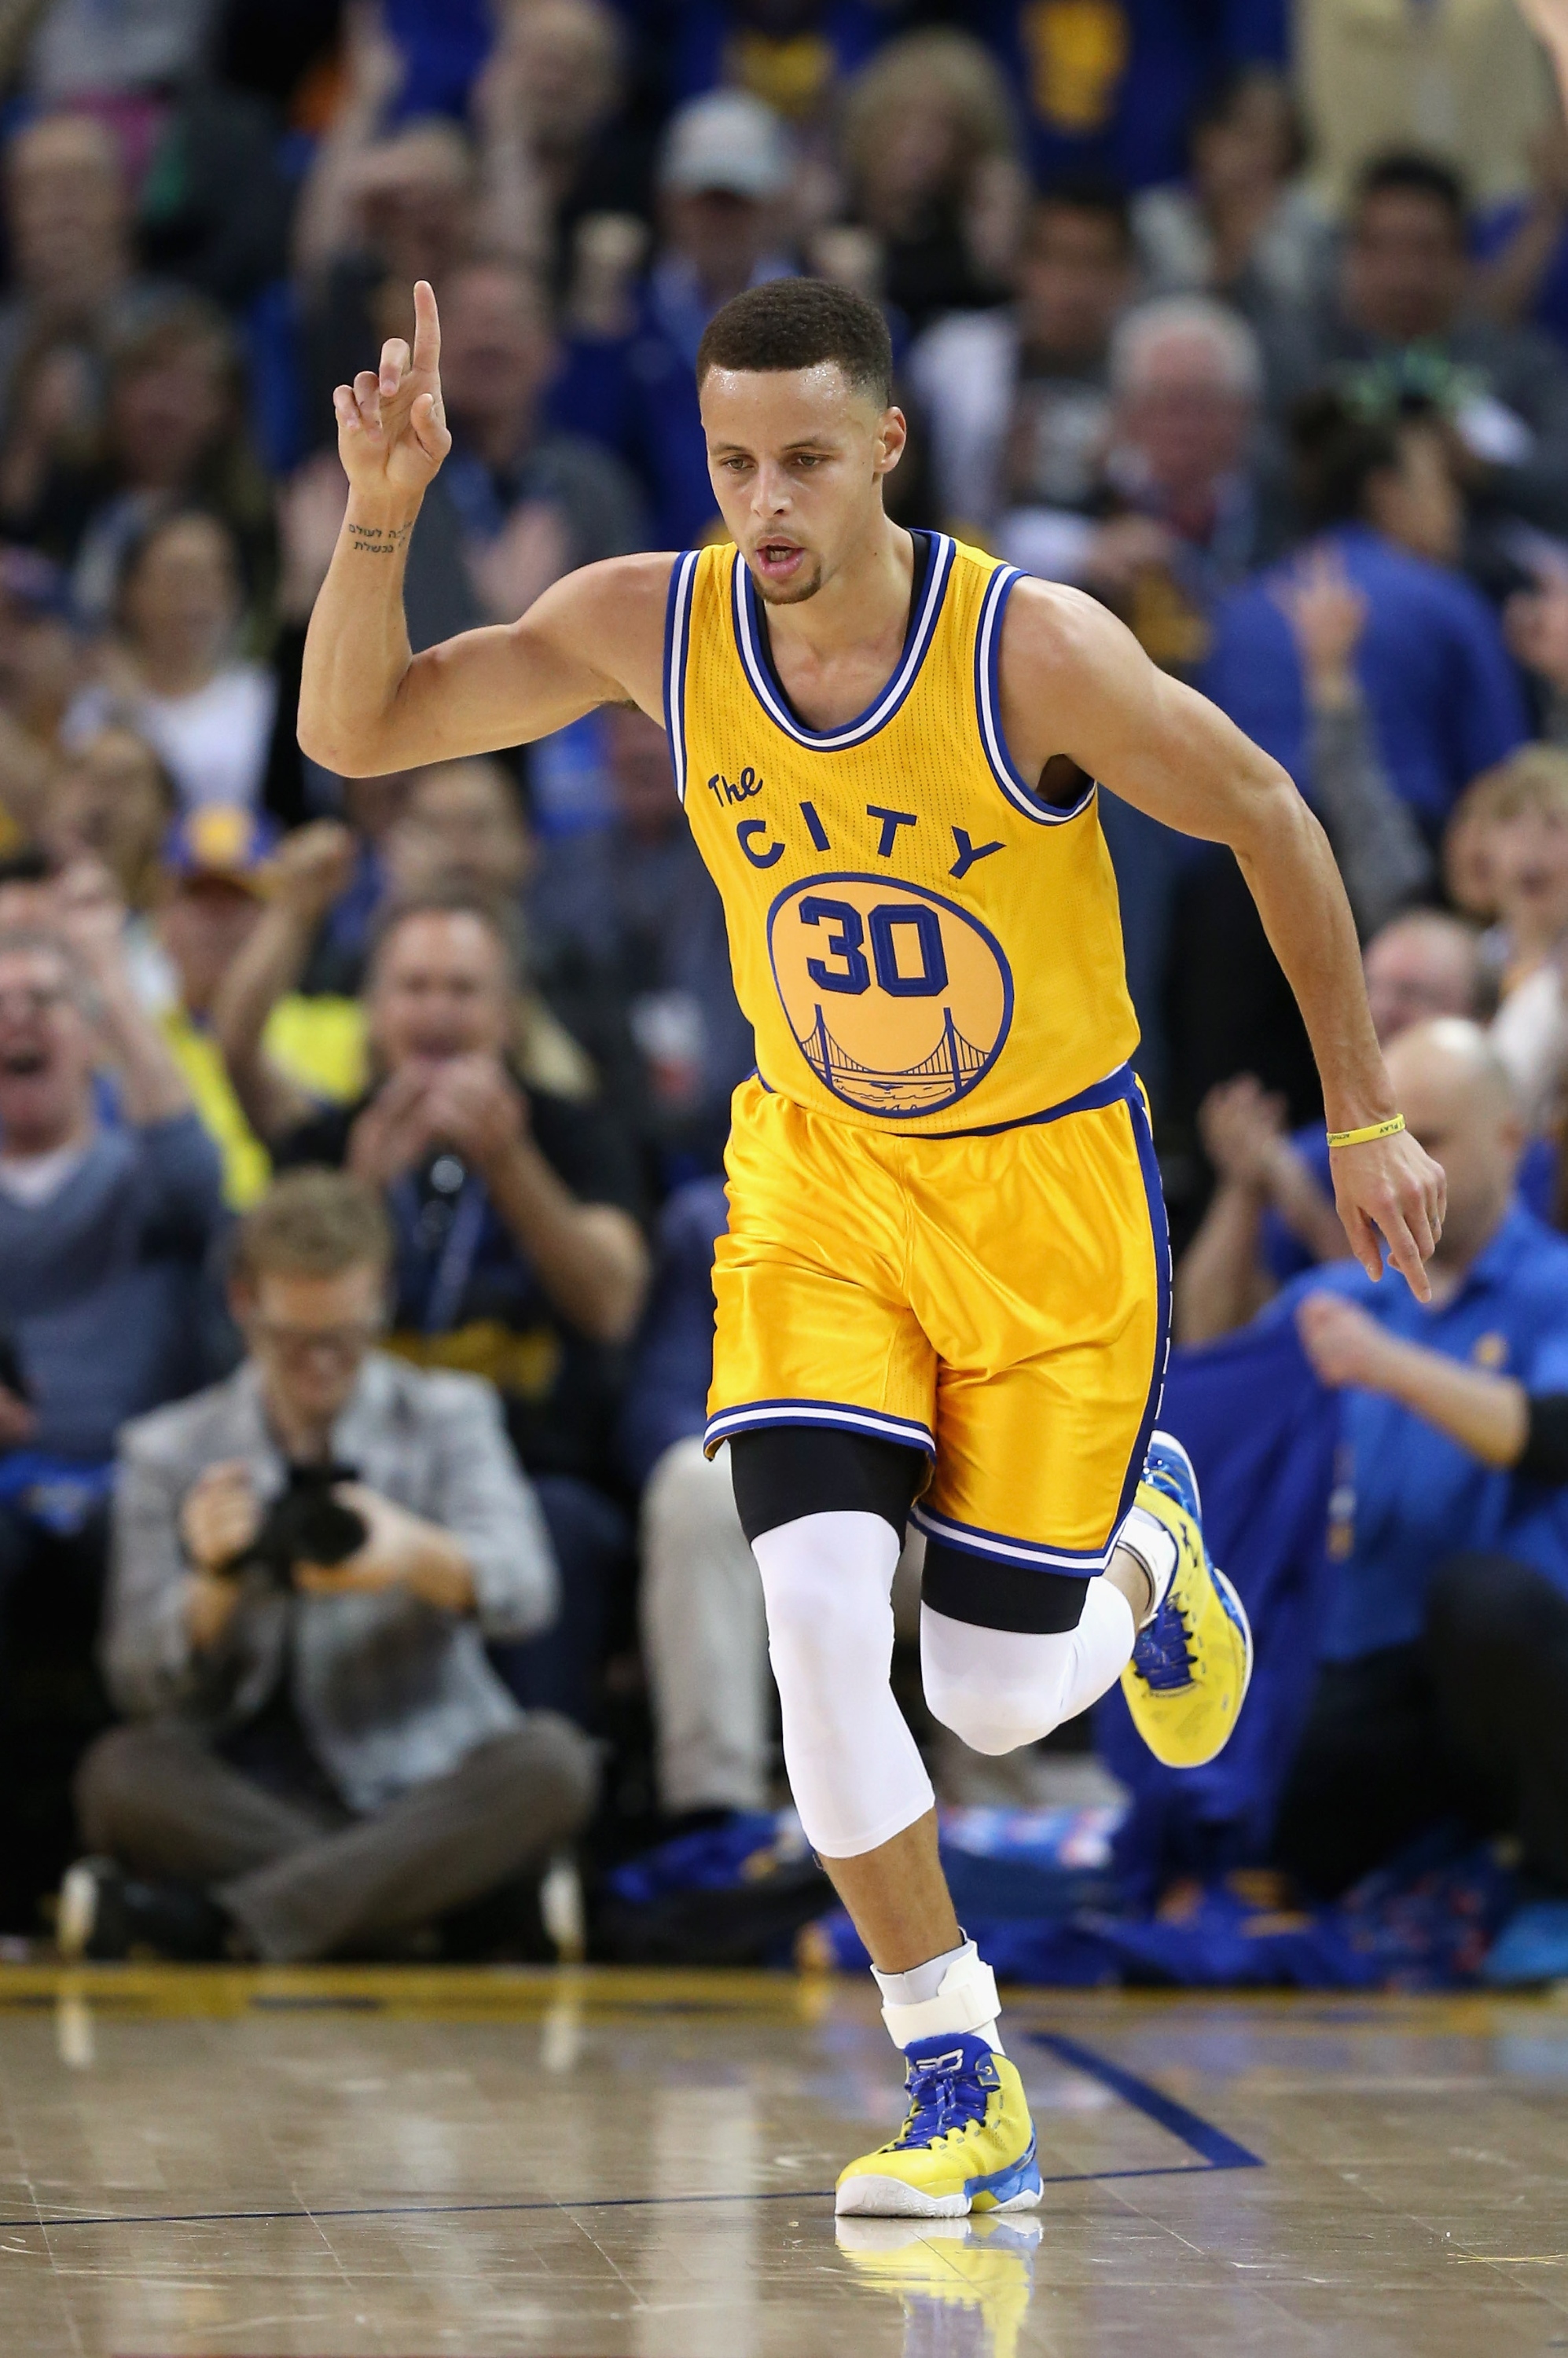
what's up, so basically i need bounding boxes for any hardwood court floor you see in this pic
[2,1964,1567,2357]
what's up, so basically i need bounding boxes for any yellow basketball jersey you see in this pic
[665,532,1139,1136]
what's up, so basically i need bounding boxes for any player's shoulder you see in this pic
[990,567,1147,693]
[531,549,681,634]
[517,550,681,705]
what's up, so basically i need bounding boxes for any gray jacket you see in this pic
[104,1353,559,1812]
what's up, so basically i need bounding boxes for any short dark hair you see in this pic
[1289,385,1441,529]
[696,277,894,408]
[1030,175,1133,252]
[1354,151,1467,233]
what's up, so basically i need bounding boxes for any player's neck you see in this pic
[764,514,913,671]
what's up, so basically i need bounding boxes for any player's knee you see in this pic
[921,1614,1075,1755]
[923,1668,1050,1757]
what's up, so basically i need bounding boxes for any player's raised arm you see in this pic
[998,576,1446,1300]
[298,279,669,775]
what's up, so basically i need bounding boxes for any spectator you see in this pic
[0,869,224,1471]
[1467,746,1568,1132]
[531,705,753,1176]
[1134,67,1331,323]
[435,257,646,625]
[1177,912,1485,1343]
[0,297,278,635]
[220,891,648,1728]
[908,180,1135,544]
[0,113,157,445]
[1298,154,1568,538]
[0,548,86,838]
[474,0,652,299]
[837,31,1023,335]
[0,867,226,1896]
[619,1177,772,1822]
[1005,296,1280,660]
[556,90,795,549]
[1267,1022,1568,1984]
[1298,0,1552,215]
[1271,544,1434,938]
[41,722,177,1004]
[1200,393,1529,845]
[64,1166,594,1963]
[153,806,365,1208]
[64,508,278,810]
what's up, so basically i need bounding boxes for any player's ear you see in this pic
[874,405,907,479]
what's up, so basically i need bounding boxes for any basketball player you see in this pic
[299,277,1445,2217]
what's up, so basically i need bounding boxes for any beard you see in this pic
[749,553,825,604]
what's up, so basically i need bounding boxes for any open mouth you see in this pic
[755,538,806,581]
[0,1047,47,1078]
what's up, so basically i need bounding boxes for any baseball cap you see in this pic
[163,803,278,893]
[659,91,792,203]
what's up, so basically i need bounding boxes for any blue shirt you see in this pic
[1269,1204,1568,1660]
[1199,525,1529,837]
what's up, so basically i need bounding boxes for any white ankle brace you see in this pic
[1118,1504,1177,1625]
[876,1945,1002,2051]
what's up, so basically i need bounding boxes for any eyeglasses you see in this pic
[248,1317,384,1360]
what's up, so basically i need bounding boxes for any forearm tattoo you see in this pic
[347,521,414,556]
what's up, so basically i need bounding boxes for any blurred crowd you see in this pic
[9,0,1568,1974]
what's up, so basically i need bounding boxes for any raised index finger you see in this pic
[411,278,441,376]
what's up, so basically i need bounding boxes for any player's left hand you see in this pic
[1328,1127,1446,1302]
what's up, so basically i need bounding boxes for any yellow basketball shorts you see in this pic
[706,1068,1170,1587]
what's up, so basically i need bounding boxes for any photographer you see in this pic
[64,1168,596,1963]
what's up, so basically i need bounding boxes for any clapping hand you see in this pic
[420,1053,527,1175]
[1295,1292,1400,1391]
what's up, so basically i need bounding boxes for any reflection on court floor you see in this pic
[2,1964,1566,2355]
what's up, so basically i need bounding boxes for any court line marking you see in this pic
[0,2165,1241,2235]
[1030,2030,1265,2172]
[0,2032,1262,2231]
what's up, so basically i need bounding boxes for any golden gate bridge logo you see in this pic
[767,873,1012,1118]
[797,1002,993,1113]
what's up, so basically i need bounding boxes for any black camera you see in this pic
[222,1463,368,1587]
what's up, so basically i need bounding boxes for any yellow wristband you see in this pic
[1326,1114,1406,1149]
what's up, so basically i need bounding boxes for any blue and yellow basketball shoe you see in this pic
[835,2033,1043,2218]
[835,2213,1041,2358]
[1119,1430,1253,1769]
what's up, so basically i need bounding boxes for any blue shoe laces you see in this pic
[893,2040,997,2149]
[1133,1590,1196,1693]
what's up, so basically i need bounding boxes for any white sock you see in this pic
[1118,1505,1177,1624]
[871,1935,1004,2054]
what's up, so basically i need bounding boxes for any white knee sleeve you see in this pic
[751,1510,935,1859]
[920,1579,1136,1757]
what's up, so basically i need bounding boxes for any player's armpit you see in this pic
[993,576,1295,845]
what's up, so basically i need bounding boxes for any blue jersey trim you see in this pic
[974,564,1097,827]
[731,533,956,751]
[911,1501,1114,1574]
[662,549,700,806]
[745,1059,1141,1138]
[705,1398,935,1456]
[1111,1080,1172,1533]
